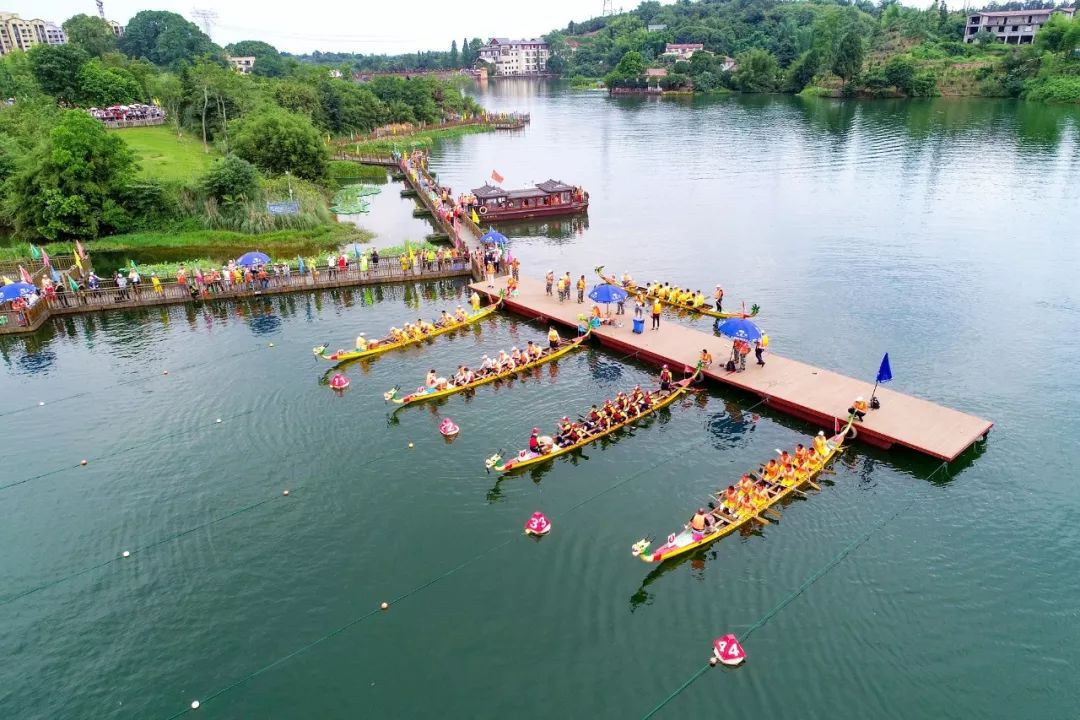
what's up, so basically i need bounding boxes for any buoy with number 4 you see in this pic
[712,634,746,666]
[525,511,551,536]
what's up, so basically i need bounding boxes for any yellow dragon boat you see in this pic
[630,418,853,564]
[485,366,701,474]
[312,299,500,362]
[595,266,759,320]
[384,330,590,410]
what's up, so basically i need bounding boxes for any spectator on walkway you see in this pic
[651,296,661,330]
[151,272,162,295]
[634,293,645,320]
[545,270,554,296]
[754,338,766,367]
[576,275,586,304]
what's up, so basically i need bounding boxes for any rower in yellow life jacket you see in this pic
[720,486,739,515]
[693,291,706,308]
[813,431,829,457]
[763,459,780,482]
[547,326,561,349]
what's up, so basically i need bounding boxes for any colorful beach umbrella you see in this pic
[715,317,763,343]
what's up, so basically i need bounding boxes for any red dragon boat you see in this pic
[470,180,589,222]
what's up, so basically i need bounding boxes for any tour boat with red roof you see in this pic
[470,179,589,222]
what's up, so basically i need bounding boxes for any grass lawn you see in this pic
[112,125,216,182]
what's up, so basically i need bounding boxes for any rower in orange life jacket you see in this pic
[720,486,739,515]
[795,443,809,464]
[689,508,709,533]
[659,365,673,391]
[763,459,780,483]
[778,450,792,467]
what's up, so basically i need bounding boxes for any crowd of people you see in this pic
[87,104,165,123]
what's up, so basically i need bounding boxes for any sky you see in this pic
[19,0,613,54]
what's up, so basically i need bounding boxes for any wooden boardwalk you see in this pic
[473,275,992,461]
[1,260,472,336]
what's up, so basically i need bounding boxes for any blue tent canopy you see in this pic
[479,229,507,245]
[237,251,271,267]
[588,283,628,304]
[0,282,36,302]
[715,317,763,343]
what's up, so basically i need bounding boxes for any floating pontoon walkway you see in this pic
[473,276,992,461]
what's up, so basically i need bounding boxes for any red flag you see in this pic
[834,417,840,433]
[19,265,33,284]
[40,248,51,267]
[491,169,504,184]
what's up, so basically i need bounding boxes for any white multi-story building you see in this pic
[964,7,1075,44]
[226,55,256,74]
[1,12,67,54]
[477,38,550,76]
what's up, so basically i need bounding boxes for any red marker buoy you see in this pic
[712,634,746,666]
[524,511,551,536]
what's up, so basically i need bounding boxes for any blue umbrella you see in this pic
[715,317,763,343]
[0,282,36,302]
[588,283,628,304]
[479,228,507,245]
[237,251,271,267]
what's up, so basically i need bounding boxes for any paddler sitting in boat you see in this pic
[355,334,368,351]
[813,431,829,458]
[454,366,468,385]
[389,327,405,342]
[406,323,422,340]
[688,508,712,535]
[425,369,438,388]
[794,463,809,487]
[693,291,706,308]
[529,428,542,454]
[779,463,796,488]
[795,444,809,464]
[621,271,633,288]
[763,459,781,483]
[778,449,792,467]
[659,365,673,392]
[435,377,451,391]
[719,486,739,517]
[438,310,454,327]
[454,306,468,322]
[510,346,523,366]
[495,350,512,371]
[583,404,602,431]
[526,340,542,360]
[547,326,561,350]
[421,318,437,334]
[738,473,755,495]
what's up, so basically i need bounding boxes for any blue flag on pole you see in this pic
[297,256,306,274]
[876,353,893,384]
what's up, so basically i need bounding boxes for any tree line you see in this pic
[0,11,484,242]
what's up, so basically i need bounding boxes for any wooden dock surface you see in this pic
[473,275,992,462]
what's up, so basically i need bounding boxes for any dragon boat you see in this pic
[630,419,853,564]
[595,266,759,320]
[384,331,590,410]
[312,300,500,363]
[484,366,700,474]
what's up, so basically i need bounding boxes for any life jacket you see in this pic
[691,513,706,532]
[652,300,662,314]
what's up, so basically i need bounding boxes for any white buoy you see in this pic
[163,370,169,375]
[380,601,389,610]
[269,343,275,347]
[39,401,45,406]
[215,418,222,424]
[122,551,130,558]
[80,459,87,466]
[191,700,200,709]
[283,490,290,496]
[408,442,414,448]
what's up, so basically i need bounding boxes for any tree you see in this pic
[200,155,259,204]
[732,48,780,92]
[884,56,916,94]
[232,109,328,180]
[5,110,135,240]
[28,44,89,104]
[832,30,864,84]
[786,48,821,92]
[151,72,184,138]
[77,59,142,106]
[119,10,220,67]
[274,81,321,117]
[0,50,39,100]
[62,14,117,58]
[461,36,472,65]
[450,40,459,67]
[1035,14,1080,54]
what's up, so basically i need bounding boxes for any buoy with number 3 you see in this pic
[524,511,551,536]
[712,634,746,666]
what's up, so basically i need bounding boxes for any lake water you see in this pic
[2,83,1079,719]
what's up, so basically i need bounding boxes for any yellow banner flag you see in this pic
[73,252,83,271]
[470,209,480,224]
